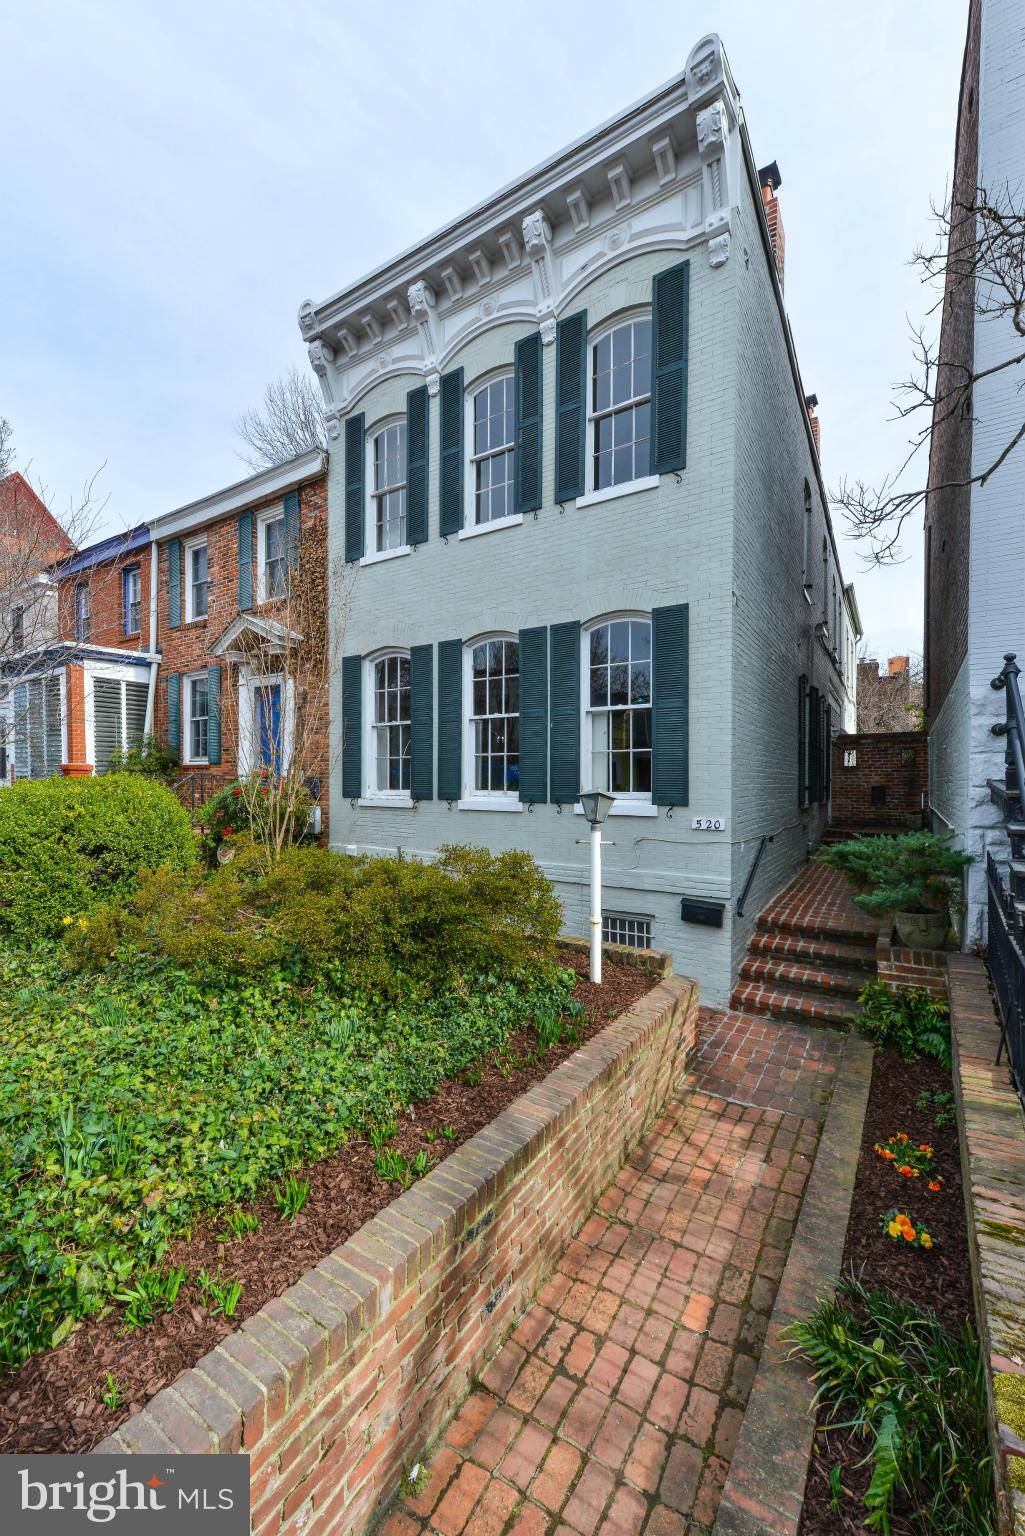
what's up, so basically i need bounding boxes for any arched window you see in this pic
[583,615,652,797]
[589,317,652,491]
[366,651,411,794]
[470,376,515,524]
[464,637,519,797]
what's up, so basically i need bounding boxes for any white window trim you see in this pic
[465,371,516,529]
[579,611,654,808]
[585,309,654,500]
[123,567,142,636]
[183,670,210,766]
[362,648,412,801]
[366,417,408,557]
[256,506,286,606]
[183,534,209,623]
[358,795,415,809]
[237,667,294,777]
[462,632,520,807]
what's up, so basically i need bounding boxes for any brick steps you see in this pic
[729,981,860,1030]
[739,954,868,999]
[749,928,876,973]
[755,908,875,945]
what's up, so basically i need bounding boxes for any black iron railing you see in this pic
[168,770,232,814]
[986,850,1025,1105]
[736,834,773,917]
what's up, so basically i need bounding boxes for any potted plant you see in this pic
[817,831,971,947]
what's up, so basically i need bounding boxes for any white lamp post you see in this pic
[579,790,615,983]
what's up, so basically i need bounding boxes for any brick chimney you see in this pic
[758,162,785,291]
[888,656,909,677]
[805,393,821,459]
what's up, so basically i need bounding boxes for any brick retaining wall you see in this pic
[876,939,947,1000]
[95,973,699,1536]
[831,731,927,828]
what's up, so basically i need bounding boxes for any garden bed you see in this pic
[0,947,653,1456]
[798,1045,977,1536]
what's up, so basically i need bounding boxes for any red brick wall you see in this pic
[876,942,947,1000]
[57,549,152,652]
[95,974,699,1536]
[831,732,928,827]
[62,663,90,771]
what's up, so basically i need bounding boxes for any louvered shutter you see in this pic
[651,261,690,475]
[406,386,429,545]
[207,665,222,766]
[554,313,587,503]
[820,696,830,805]
[797,675,808,807]
[808,685,821,803]
[26,680,44,779]
[167,540,182,629]
[824,699,832,802]
[439,370,464,536]
[517,625,548,803]
[125,680,148,750]
[93,678,124,774]
[341,654,362,799]
[283,489,301,573]
[409,644,434,800]
[437,639,462,801]
[345,414,366,563]
[237,512,253,611]
[652,604,689,806]
[549,620,581,804]
[13,683,28,780]
[514,333,543,514]
[44,677,62,774]
[167,674,181,763]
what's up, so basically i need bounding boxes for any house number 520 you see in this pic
[691,816,726,831]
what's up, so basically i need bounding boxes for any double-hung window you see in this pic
[470,377,515,524]
[370,653,411,793]
[123,566,142,636]
[585,617,652,797]
[259,513,286,602]
[371,423,407,552]
[467,638,519,795]
[185,538,208,620]
[591,318,652,491]
[75,582,91,643]
[10,606,24,653]
[185,673,209,764]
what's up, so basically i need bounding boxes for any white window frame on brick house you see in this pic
[579,311,658,508]
[238,667,294,778]
[359,648,413,806]
[365,419,408,557]
[256,507,287,604]
[123,566,142,636]
[462,373,520,534]
[579,611,653,808]
[184,535,209,623]
[183,671,209,765]
[75,582,91,644]
[460,633,522,810]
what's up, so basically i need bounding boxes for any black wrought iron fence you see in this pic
[986,850,1025,1107]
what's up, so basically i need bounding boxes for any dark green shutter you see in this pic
[821,697,830,804]
[344,413,365,563]
[283,489,300,572]
[437,638,462,800]
[407,386,429,545]
[166,673,181,762]
[652,604,689,806]
[797,675,808,807]
[549,620,580,804]
[167,540,181,629]
[515,333,543,514]
[651,261,690,475]
[439,369,464,536]
[207,665,222,765]
[554,312,587,502]
[409,643,433,800]
[518,625,548,803]
[237,512,253,611]
[808,685,821,803]
[341,654,362,799]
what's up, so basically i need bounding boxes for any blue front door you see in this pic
[256,684,282,775]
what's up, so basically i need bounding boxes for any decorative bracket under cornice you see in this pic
[522,208,555,317]
[696,97,732,234]
[407,281,439,373]
[307,340,337,406]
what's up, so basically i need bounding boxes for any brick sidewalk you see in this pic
[379,1011,845,1536]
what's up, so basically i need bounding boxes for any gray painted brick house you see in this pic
[300,34,854,1004]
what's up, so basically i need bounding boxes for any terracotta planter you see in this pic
[893,909,948,949]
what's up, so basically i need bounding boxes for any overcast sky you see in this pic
[2,1,967,662]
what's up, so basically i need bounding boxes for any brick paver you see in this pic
[381,1011,844,1535]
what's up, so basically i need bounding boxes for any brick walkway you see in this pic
[379,1011,846,1536]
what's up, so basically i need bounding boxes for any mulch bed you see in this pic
[798,1046,975,1536]
[0,949,656,1455]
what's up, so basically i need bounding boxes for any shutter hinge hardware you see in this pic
[446,799,455,811]
[525,801,534,813]
[665,805,675,819]
[411,800,420,812]
[672,471,683,484]
[557,503,566,515]
[442,535,450,545]
[554,802,563,814]
[349,797,358,809]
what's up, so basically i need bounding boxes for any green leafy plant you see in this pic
[116,1265,185,1331]
[817,831,971,918]
[857,983,952,1069]
[99,1371,123,1411]
[916,1087,955,1128]
[788,1273,995,1535]
[216,1208,260,1242]
[374,1149,412,1188]
[273,1173,310,1222]
[368,1119,399,1151]
[108,733,179,778]
[441,1123,458,1142]
[411,1150,431,1178]
[197,1268,243,1318]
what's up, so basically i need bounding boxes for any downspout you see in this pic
[143,540,159,737]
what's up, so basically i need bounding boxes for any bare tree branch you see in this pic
[234,369,326,471]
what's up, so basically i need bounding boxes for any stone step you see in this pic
[749,928,877,972]
[739,955,868,999]
[728,981,859,1031]
[755,909,877,947]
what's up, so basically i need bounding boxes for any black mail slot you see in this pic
[680,896,725,928]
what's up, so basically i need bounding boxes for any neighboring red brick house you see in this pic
[148,449,329,821]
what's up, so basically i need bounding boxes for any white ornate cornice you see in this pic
[307,340,336,405]
[407,281,439,372]
[522,209,554,316]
